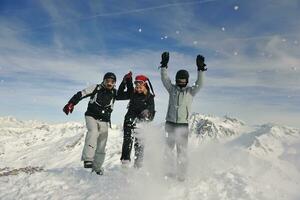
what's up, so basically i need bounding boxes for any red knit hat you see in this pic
[134,75,155,96]
[135,75,148,83]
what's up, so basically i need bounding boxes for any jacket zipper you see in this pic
[176,90,181,123]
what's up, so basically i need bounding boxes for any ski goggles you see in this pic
[134,80,146,86]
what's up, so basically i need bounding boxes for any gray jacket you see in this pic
[161,68,203,124]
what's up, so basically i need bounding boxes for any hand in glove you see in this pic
[63,103,74,115]
[160,52,169,68]
[123,71,132,83]
[140,109,151,119]
[196,55,207,71]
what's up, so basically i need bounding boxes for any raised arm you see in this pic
[190,71,204,96]
[159,52,173,93]
[116,71,133,100]
[190,54,207,96]
[161,68,173,93]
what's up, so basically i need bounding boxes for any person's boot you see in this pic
[121,160,130,168]
[164,172,176,180]
[177,171,186,182]
[95,168,104,176]
[133,158,143,169]
[83,161,93,168]
[177,175,186,182]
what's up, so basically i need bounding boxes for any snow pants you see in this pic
[120,123,144,167]
[164,121,189,178]
[81,116,108,172]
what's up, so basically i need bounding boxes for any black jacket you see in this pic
[116,80,155,124]
[68,83,117,122]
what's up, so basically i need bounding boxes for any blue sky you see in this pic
[0,0,300,127]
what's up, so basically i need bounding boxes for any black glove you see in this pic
[160,52,169,68]
[196,55,207,71]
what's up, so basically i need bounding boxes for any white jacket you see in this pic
[161,68,203,124]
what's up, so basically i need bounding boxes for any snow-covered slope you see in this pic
[0,115,299,200]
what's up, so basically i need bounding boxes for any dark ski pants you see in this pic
[120,126,144,167]
[164,121,189,178]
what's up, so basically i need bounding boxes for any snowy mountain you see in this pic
[0,115,299,200]
[189,113,247,139]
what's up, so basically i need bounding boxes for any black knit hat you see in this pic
[176,69,189,81]
[103,72,116,81]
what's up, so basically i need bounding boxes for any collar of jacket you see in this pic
[134,92,148,97]
[176,85,188,90]
[100,82,115,92]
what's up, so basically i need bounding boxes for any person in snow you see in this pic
[159,52,207,181]
[117,71,155,168]
[63,72,118,175]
